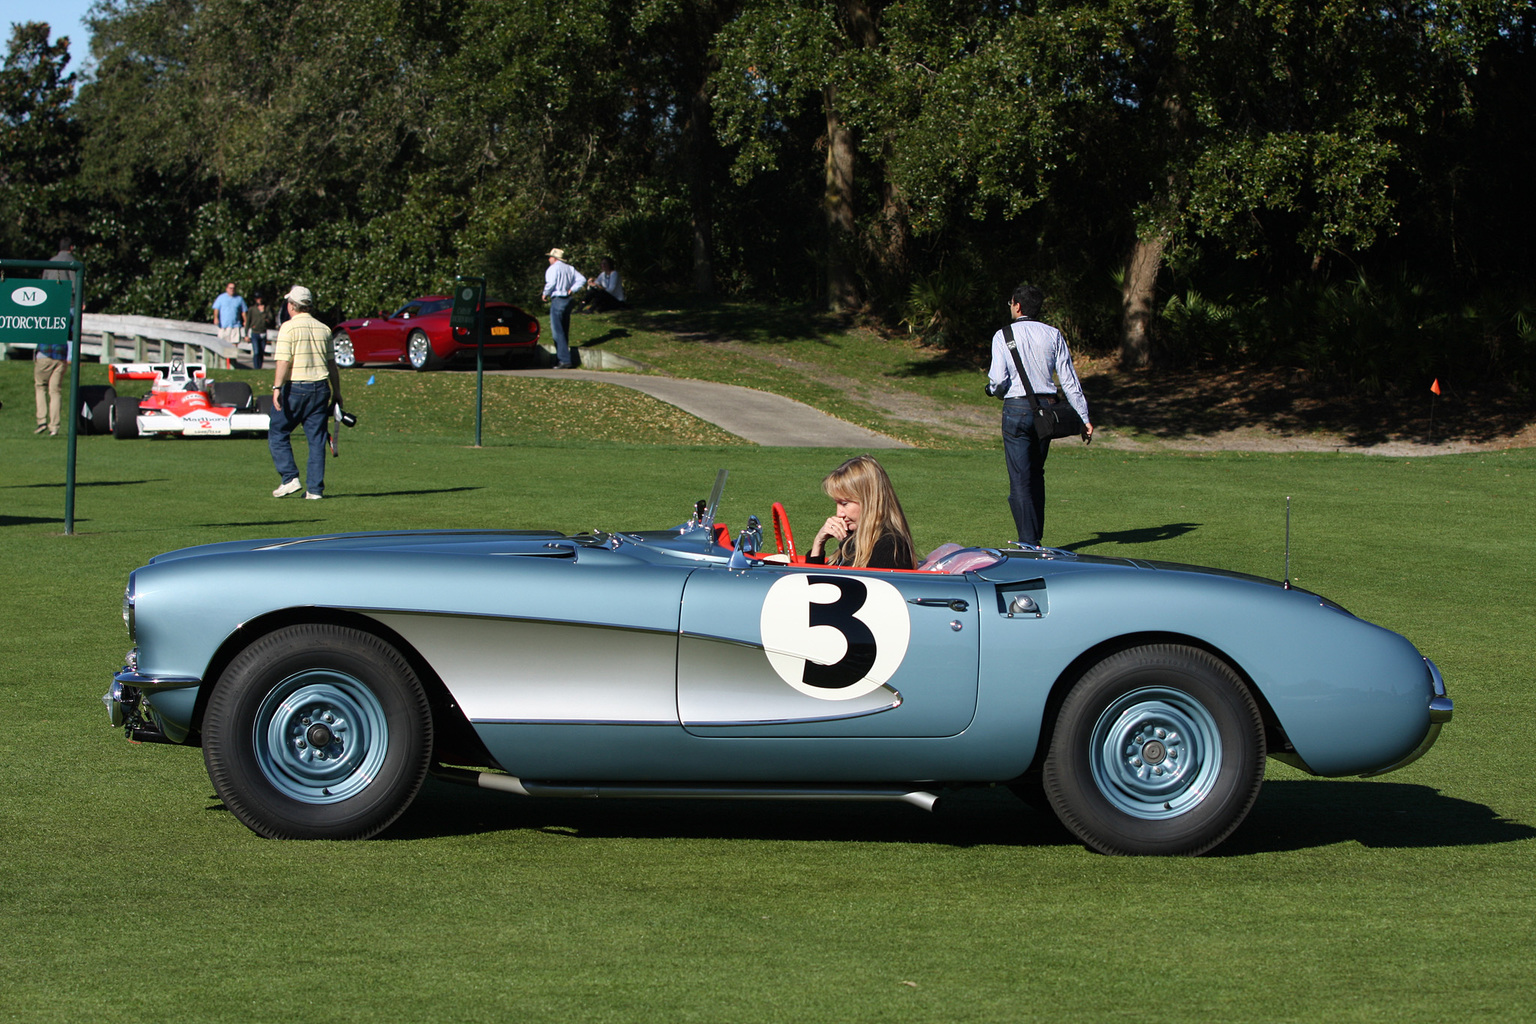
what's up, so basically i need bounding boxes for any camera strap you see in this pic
[1005,322,1052,413]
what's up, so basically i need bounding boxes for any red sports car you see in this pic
[331,296,542,371]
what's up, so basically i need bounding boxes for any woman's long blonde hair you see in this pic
[822,455,916,568]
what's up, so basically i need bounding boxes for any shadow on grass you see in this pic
[1219,780,1536,854]
[1,514,67,527]
[581,328,631,348]
[197,519,328,528]
[344,486,483,498]
[614,301,850,347]
[1084,366,1535,446]
[891,354,984,379]
[5,478,164,489]
[1059,522,1202,551]
[381,780,1067,848]
[374,778,1532,854]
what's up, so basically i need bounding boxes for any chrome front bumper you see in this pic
[103,649,202,744]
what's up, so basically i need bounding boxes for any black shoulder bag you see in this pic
[1005,322,1085,441]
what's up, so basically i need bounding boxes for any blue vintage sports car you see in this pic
[104,472,1452,855]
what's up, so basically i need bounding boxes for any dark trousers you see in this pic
[1003,398,1053,546]
[269,380,331,495]
[549,295,574,366]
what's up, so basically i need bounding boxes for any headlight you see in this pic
[123,574,136,640]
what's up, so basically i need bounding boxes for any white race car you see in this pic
[106,362,271,439]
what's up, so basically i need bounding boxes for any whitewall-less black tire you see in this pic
[1043,644,1266,856]
[202,624,433,839]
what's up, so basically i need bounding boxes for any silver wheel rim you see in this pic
[408,333,430,369]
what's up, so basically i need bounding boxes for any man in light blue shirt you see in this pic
[541,248,586,368]
[986,283,1093,547]
[211,282,247,354]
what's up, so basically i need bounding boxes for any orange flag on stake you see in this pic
[1430,379,1441,395]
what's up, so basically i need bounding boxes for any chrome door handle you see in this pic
[908,597,969,612]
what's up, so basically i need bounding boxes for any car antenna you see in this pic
[1283,496,1292,590]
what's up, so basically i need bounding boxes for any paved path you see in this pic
[506,369,908,448]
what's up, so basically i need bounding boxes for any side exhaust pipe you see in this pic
[433,767,939,812]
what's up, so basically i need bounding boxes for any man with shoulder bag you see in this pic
[985,283,1093,547]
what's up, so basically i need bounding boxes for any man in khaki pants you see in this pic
[32,339,67,435]
[35,238,78,435]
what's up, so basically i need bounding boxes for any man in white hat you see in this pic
[268,285,341,499]
[541,248,586,368]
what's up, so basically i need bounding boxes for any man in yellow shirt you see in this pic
[268,285,342,499]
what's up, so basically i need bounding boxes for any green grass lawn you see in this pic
[2,359,1533,1022]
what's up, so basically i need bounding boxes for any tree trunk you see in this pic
[876,175,910,298]
[1120,233,1164,368]
[824,84,859,312]
[686,79,716,296]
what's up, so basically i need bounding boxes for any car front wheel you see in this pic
[110,395,141,438]
[1043,644,1265,856]
[406,330,443,371]
[202,624,433,839]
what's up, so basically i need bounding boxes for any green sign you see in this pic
[449,283,481,328]
[0,279,72,344]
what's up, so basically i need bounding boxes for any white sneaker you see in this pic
[272,478,303,498]
[305,492,323,500]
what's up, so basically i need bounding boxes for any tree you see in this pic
[714,0,916,312]
[879,1,1521,366]
[0,21,79,259]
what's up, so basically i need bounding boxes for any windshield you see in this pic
[391,299,452,318]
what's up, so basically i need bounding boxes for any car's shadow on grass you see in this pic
[1214,780,1536,855]
[385,780,1066,848]
[380,778,1534,854]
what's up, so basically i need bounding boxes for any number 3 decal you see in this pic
[759,574,911,700]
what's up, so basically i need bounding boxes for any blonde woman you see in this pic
[806,456,918,570]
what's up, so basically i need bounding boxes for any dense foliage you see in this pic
[4,0,1534,390]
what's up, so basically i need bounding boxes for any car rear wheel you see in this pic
[407,329,443,371]
[1043,644,1265,856]
[77,385,115,435]
[202,624,433,840]
[88,386,117,434]
[333,330,355,368]
[110,395,141,438]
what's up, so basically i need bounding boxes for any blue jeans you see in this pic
[1002,398,1053,546]
[250,332,266,370]
[269,380,331,495]
[549,295,574,365]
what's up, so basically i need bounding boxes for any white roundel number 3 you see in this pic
[759,574,911,701]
